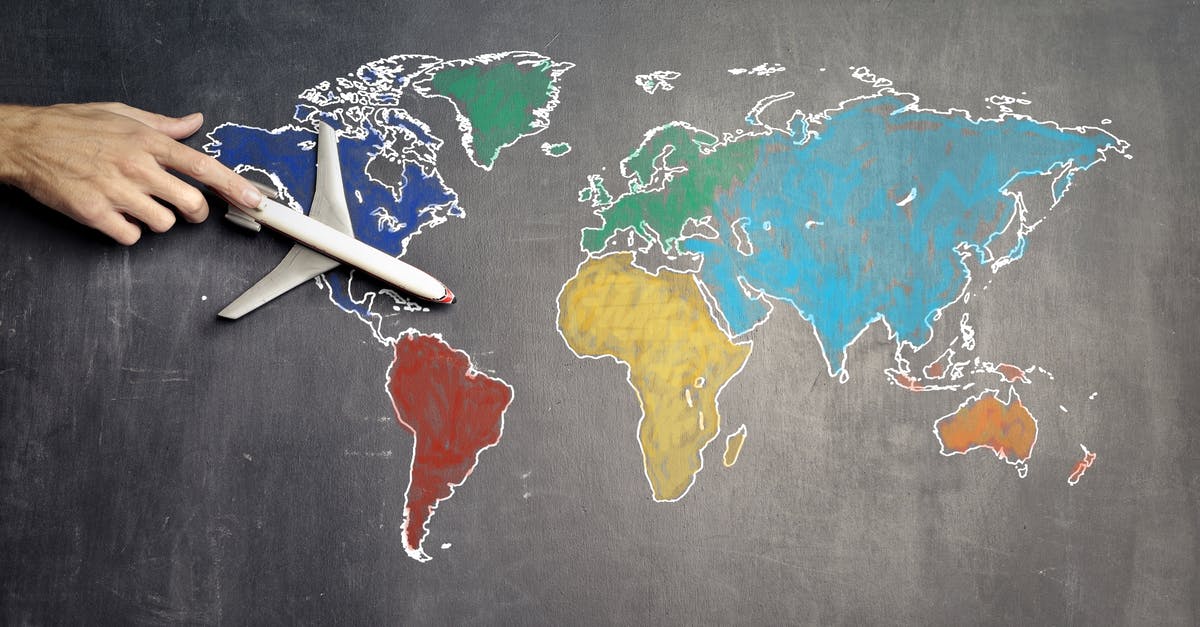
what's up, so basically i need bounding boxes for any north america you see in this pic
[205,50,569,561]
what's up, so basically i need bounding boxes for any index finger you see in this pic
[154,138,263,209]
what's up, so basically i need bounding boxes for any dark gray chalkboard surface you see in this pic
[1,1,1197,624]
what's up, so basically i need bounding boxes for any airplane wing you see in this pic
[216,244,340,319]
[217,123,356,320]
[306,122,355,237]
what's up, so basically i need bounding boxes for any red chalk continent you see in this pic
[387,332,513,562]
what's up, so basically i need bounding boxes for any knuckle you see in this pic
[73,200,108,225]
[114,155,144,177]
[189,154,211,178]
[135,129,159,149]
[132,127,164,150]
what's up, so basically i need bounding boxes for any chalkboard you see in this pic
[2,1,1197,624]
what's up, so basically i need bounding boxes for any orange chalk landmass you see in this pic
[922,348,956,380]
[934,388,1038,478]
[885,367,960,393]
[894,372,925,391]
[887,370,928,392]
[1067,445,1097,486]
[994,363,1030,384]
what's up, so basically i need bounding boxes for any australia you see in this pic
[933,387,1038,477]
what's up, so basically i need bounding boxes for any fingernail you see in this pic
[241,187,263,208]
[183,112,202,122]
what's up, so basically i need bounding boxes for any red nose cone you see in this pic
[437,288,455,304]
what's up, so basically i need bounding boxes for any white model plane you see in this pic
[218,122,454,319]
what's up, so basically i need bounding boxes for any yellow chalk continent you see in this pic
[557,253,752,501]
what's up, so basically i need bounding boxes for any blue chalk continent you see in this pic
[207,116,459,318]
[682,95,1117,376]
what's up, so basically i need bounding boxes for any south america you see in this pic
[387,332,514,562]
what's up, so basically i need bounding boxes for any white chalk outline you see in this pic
[932,387,1039,478]
[1067,444,1097,486]
[385,329,515,562]
[634,70,681,94]
[540,141,572,158]
[208,51,560,563]
[559,66,1126,501]
[728,62,787,77]
[555,252,754,502]
[204,118,460,334]
[410,51,574,171]
[571,76,1127,383]
[722,424,749,467]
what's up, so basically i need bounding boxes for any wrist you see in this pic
[0,105,36,186]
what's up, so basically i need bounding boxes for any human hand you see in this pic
[0,102,263,245]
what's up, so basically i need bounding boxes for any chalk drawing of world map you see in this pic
[206,55,1128,561]
[205,51,571,562]
[557,66,1128,502]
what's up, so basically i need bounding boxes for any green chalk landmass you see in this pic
[622,123,718,189]
[542,142,572,157]
[580,124,758,254]
[419,53,571,170]
[578,174,612,205]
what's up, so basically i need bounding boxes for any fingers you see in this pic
[160,112,204,140]
[10,102,262,246]
[66,188,177,246]
[89,211,143,246]
[95,102,204,140]
[117,192,177,234]
[90,103,263,209]
[153,139,262,210]
[142,166,209,223]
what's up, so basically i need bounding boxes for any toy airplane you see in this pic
[218,122,454,319]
